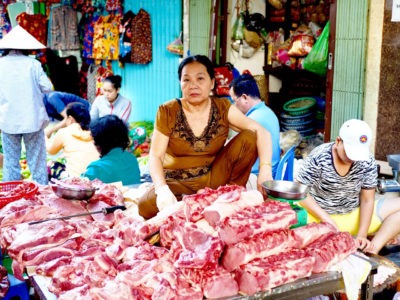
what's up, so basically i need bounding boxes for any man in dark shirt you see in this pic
[43,91,90,137]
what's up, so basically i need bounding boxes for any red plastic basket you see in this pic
[0,181,39,209]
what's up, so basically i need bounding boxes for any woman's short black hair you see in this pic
[89,115,130,156]
[104,75,122,89]
[66,102,91,130]
[178,55,215,80]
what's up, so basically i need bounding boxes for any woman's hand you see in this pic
[355,236,373,252]
[155,185,177,211]
[256,167,273,196]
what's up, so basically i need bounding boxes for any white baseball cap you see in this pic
[339,119,372,161]
[0,25,46,50]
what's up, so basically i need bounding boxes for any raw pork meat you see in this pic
[235,249,315,295]
[203,189,264,227]
[292,221,337,248]
[217,201,297,245]
[170,219,223,269]
[305,231,357,273]
[184,185,245,222]
[222,229,299,272]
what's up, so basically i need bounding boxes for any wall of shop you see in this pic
[364,0,384,156]
[372,0,400,160]
[187,0,211,57]
[112,0,182,123]
[329,0,369,139]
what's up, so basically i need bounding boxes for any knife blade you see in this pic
[28,205,126,225]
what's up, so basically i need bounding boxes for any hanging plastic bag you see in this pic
[167,32,184,55]
[214,64,235,96]
[302,21,330,76]
[232,12,245,41]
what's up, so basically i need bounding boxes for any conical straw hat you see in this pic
[0,25,46,50]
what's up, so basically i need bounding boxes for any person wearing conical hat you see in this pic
[0,25,53,185]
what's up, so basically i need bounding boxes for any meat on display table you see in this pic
[28,272,344,300]
[28,255,380,300]
[2,182,396,300]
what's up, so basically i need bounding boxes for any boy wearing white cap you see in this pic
[297,119,400,254]
[0,26,53,185]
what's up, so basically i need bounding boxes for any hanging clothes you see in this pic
[16,12,47,46]
[118,10,135,64]
[74,0,104,15]
[86,64,113,103]
[45,49,80,95]
[79,12,101,59]
[47,3,62,50]
[78,60,90,100]
[86,64,100,103]
[0,1,12,38]
[6,1,25,29]
[92,14,120,61]
[3,1,22,32]
[130,8,152,64]
[48,5,80,50]
[105,0,122,14]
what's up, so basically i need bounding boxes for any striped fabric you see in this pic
[296,142,377,214]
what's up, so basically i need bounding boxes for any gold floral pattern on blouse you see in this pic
[165,166,211,180]
[173,100,222,152]
[165,100,223,180]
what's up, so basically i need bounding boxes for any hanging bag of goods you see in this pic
[214,64,235,96]
[302,21,330,76]
[92,14,120,62]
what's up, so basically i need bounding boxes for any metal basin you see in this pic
[262,180,309,200]
[50,184,96,200]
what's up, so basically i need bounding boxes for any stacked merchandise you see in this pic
[280,96,316,138]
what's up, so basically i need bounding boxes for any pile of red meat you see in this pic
[0,183,357,299]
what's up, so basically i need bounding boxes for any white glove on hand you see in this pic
[155,185,177,211]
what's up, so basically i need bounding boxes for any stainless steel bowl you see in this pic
[262,180,309,200]
[50,184,96,200]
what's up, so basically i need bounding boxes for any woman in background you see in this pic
[0,26,53,185]
[82,115,140,185]
[46,102,99,177]
[90,75,132,123]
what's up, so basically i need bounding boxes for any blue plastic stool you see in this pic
[3,274,30,300]
[275,145,296,181]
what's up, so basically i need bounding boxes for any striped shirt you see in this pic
[296,143,377,214]
[90,94,132,123]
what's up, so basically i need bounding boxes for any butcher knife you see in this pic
[28,205,126,225]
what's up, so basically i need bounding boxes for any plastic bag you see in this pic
[288,34,314,57]
[167,33,184,56]
[214,65,234,96]
[232,13,245,41]
[303,21,330,76]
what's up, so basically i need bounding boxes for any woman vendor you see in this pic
[138,55,273,219]
[90,75,132,123]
